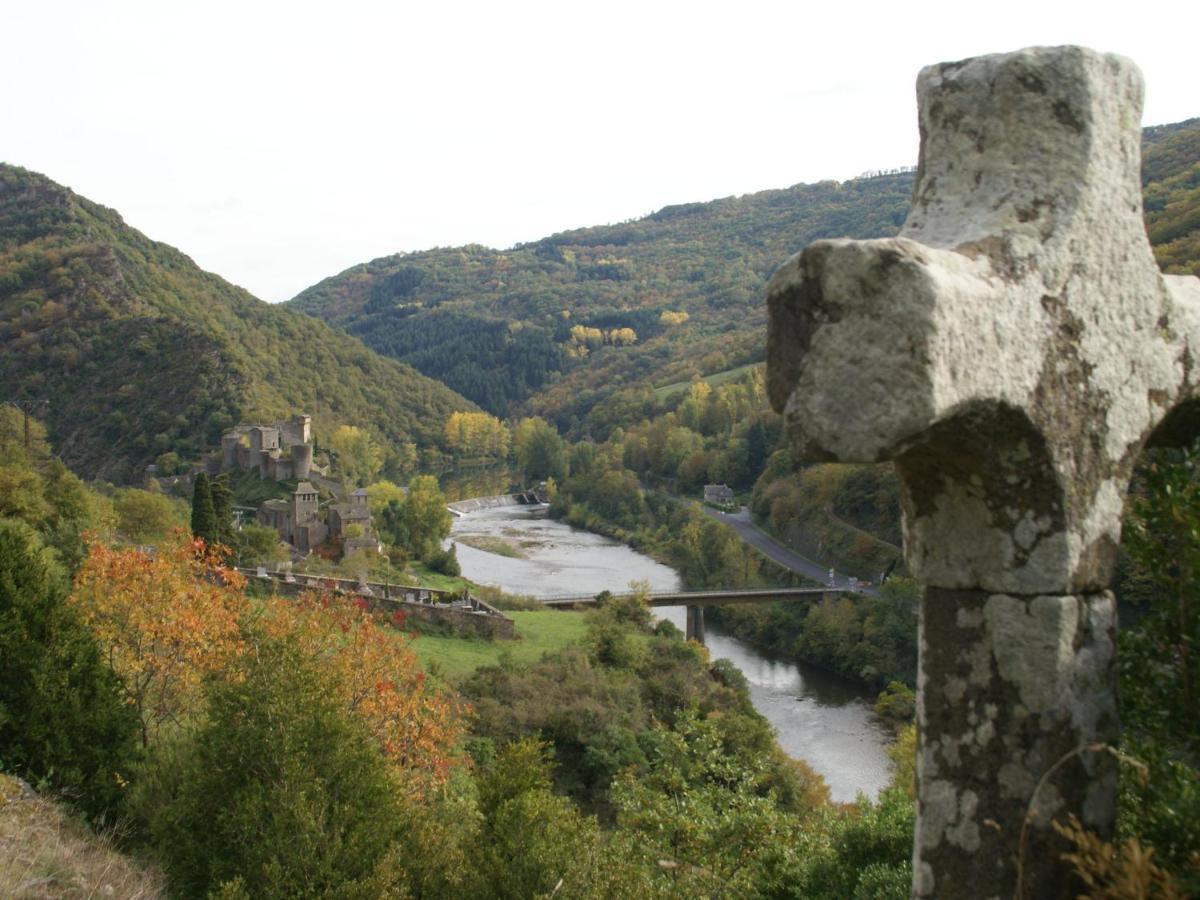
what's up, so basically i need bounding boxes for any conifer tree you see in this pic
[209,476,234,547]
[0,518,139,817]
[190,472,217,546]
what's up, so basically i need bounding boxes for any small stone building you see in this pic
[257,481,329,553]
[703,483,736,508]
[329,487,380,554]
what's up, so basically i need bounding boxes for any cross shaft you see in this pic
[767,46,1200,898]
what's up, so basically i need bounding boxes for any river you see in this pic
[451,504,894,802]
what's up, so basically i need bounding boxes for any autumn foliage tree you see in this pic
[256,591,465,791]
[444,411,510,459]
[70,534,247,746]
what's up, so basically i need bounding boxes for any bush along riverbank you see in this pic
[704,578,919,691]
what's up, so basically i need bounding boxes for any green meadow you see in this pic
[409,609,591,682]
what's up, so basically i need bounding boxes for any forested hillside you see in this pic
[1143,117,1200,277]
[293,119,1200,433]
[289,174,915,426]
[0,165,475,481]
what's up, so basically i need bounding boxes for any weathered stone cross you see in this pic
[766,46,1200,898]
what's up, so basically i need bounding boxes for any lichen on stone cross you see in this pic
[766,46,1200,899]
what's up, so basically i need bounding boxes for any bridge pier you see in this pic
[685,605,705,644]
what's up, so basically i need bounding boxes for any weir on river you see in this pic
[450,504,894,802]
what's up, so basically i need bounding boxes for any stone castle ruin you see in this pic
[256,481,380,557]
[257,481,328,553]
[767,46,1200,897]
[211,413,379,557]
[220,413,315,481]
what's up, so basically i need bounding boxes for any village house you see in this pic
[328,488,382,554]
[703,483,736,508]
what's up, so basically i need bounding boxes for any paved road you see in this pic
[701,506,879,597]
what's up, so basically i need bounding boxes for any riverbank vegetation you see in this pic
[2,428,920,896]
[5,382,1199,897]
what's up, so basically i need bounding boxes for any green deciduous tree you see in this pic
[474,739,644,899]
[329,424,383,488]
[513,417,568,483]
[114,487,184,544]
[232,522,286,566]
[613,708,797,897]
[403,474,451,561]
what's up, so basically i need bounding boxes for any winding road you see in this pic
[700,506,880,597]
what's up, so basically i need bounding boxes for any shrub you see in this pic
[130,639,404,898]
[0,518,139,819]
[426,542,461,576]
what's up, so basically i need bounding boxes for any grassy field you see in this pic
[654,362,763,403]
[409,609,591,682]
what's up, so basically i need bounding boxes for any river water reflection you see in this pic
[451,505,893,802]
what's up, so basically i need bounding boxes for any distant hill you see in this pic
[292,119,1200,433]
[289,174,915,426]
[1142,117,1200,278]
[0,165,475,481]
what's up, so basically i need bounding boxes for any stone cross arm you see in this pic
[766,46,1200,898]
[767,46,1200,596]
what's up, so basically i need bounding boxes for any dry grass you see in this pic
[0,774,164,899]
[1055,814,1194,900]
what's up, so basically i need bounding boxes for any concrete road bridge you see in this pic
[541,585,863,642]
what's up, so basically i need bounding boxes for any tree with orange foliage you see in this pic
[255,591,466,791]
[70,534,247,746]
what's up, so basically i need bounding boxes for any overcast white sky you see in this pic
[4,0,1197,302]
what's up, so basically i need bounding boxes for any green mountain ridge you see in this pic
[288,173,916,427]
[291,118,1200,433]
[0,165,476,482]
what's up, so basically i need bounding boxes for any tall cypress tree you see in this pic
[190,472,217,546]
[210,477,234,548]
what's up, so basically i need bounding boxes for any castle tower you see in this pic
[293,482,319,526]
[220,434,240,471]
[291,442,313,478]
[294,414,312,445]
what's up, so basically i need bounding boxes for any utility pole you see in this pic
[1,399,49,453]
